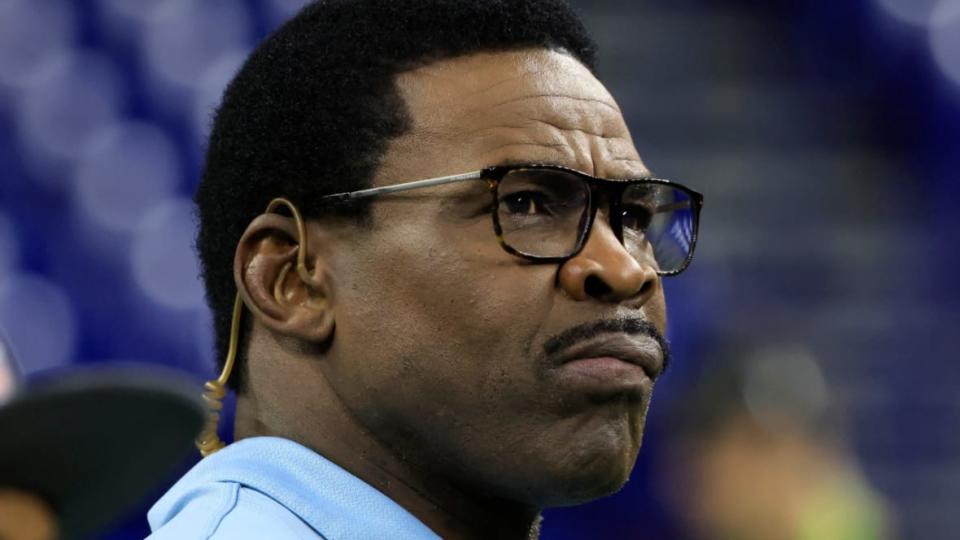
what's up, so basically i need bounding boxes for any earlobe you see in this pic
[234,212,336,344]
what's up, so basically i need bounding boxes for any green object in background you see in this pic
[799,472,890,540]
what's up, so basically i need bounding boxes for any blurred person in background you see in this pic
[657,343,894,540]
[0,332,204,540]
[146,0,703,538]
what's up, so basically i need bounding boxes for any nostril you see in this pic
[638,279,653,297]
[584,275,612,299]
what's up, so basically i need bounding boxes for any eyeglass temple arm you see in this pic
[319,171,484,202]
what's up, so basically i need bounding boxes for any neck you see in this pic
[235,366,541,540]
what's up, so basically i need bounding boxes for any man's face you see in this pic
[320,49,667,506]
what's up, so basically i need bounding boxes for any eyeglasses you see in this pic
[322,164,704,275]
[321,164,704,276]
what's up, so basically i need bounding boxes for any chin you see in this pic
[531,428,644,507]
[558,457,636,505]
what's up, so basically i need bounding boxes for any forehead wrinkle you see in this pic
[460,90,628,139]
[457,71,531,99]
[463,114,643,178]
[485,141,569,153]
[475,120,628,141]
[400,67,624,149]
[483,143,576,169]
[460,93,621,120]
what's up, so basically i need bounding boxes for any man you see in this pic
[0,333,204,540]
[149,0,703,538]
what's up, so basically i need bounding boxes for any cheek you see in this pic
[648,286,668,332]
[329,240,567,488]
[330,224,557,414]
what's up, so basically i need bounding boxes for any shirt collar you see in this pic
[150,436,440,540]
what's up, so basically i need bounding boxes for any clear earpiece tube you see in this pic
[196,197,310,457]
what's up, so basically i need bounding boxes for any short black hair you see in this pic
[196,0,598,390]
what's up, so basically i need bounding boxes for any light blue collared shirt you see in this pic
[147,436,441,540]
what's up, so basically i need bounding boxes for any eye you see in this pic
[622,204,653,231]
[501,191,552,216]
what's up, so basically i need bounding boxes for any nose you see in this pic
[557,217,659,304]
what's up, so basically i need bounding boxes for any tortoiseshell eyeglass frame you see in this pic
[320,163,704,276]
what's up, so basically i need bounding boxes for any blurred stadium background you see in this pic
[0,0,957,538]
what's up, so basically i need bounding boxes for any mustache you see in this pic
[542,318,671,374]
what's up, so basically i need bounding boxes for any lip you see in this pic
[551,333,665,379]
[546,334,665,398]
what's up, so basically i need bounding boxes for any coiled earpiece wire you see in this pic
[196,197,311,457]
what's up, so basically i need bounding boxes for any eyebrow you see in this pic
[494,157,656,180]
[495,157,568,169]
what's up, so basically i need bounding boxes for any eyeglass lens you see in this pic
[496,168,696,273]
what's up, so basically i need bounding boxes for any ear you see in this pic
[234,213,335,344]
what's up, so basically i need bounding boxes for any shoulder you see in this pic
[147,437,438,540]
[147,438,328,540]
[148,482,322,540]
